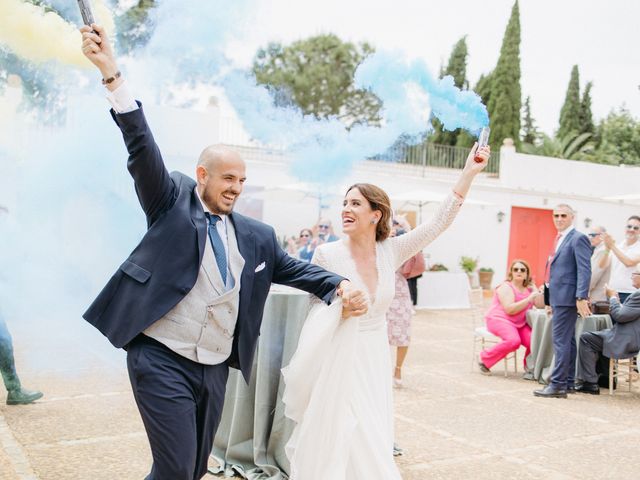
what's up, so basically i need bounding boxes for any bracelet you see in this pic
[102,71,121,85]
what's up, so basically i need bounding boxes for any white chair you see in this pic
[608,356,638,395]
[472,326,518,378]
[469,288,519,378]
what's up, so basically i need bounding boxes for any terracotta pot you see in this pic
[478,271,494,290]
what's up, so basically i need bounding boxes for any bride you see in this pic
[282,143,490,479]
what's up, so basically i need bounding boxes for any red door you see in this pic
[507,207,556,285]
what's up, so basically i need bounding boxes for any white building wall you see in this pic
[241,144,640,288]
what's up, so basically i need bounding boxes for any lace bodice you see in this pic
[311,193,463,330]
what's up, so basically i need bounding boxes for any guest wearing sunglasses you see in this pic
[603,216,640,304]
[588,226,611,303]
[297,228,315,262]
[534,204,592,398]
[315,218,340,244]
[478,260,544,375]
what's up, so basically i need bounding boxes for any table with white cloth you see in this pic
[416,272,470,309]
[525,309,612,384]
[210,286,309,479]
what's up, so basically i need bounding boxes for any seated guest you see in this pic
[588,226,611,302]
[576,270,640,395]
[478,259,544,374]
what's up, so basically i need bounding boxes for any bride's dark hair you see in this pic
[345,183,392,241]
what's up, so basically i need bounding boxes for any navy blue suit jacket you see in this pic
[548,228,592,307]
[83,104,345,381]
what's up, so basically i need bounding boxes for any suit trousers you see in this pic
[549,306,578,389]
[127,335,229,480]
[0,312,19,392]
[578,331,604,384]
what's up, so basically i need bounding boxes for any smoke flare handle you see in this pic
[474,126,490,163]
[77,0,97,33]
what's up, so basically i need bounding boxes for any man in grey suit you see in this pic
[576,269,640,394]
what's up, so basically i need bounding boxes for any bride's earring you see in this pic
[370,219,377,224]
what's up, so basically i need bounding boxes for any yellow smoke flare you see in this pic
[0,0,115,68]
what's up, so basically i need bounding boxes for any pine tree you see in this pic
[557,65,582,139]
[430,36,469,145]
[521,96,539,144]
[579,81,595,135]
[486,0,522,148]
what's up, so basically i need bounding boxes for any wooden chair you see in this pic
[609,356,638,395]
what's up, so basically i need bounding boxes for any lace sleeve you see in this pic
[390,192,463,269]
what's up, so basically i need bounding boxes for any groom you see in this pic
[80,25,366,480]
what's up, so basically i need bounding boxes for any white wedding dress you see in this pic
[282,193,462,480]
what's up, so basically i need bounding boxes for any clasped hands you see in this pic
[336,280,368,319]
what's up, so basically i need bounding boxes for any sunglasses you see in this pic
[512,267,527,273]
[587,233,601,238]
[319,224,329,229]
[553,213,568,218]
[300,234,310,237]
[626,225,640,231]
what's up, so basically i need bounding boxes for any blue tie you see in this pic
[205,213,227,285]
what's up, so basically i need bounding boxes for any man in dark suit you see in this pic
[534,204,592,398]
[80,25,366,480]
[575,273,640,394]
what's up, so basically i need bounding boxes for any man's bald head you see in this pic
[196,145,247,215]
[198,145,245,172]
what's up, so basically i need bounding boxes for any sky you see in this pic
[224,0,640,136]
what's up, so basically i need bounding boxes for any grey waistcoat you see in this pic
[143,218,245,364]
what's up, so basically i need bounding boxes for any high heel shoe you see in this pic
[393,367,403,388]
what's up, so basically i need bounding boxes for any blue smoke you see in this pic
[139,0,251,90]
[0,95,144,367]
[223,50,488,184]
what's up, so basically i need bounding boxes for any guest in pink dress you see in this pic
[478,259,544,374]
[386,219,414,388]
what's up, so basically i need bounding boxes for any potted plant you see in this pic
[459,256,478,286]
[478,267,494,290]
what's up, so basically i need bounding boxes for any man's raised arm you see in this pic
[80,24,175,224]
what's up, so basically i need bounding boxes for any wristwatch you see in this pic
[576,297,588,301]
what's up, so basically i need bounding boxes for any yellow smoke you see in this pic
[0,0,115,68]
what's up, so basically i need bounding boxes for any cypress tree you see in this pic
[475,72,493,107]
[579,81,595,135]
[521,96,539,144]
[486,0,522,148]
[557,65,582,139]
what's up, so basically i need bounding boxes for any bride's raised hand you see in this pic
[463,142,490,175]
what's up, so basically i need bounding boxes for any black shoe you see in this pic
[533,385,567,398]
[567,385,576,394]
[477,358,491,375]
[575,382,600,395]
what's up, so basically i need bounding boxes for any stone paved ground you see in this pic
[1,307,638,479]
